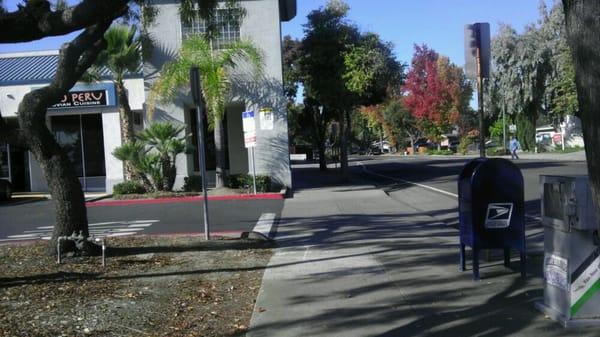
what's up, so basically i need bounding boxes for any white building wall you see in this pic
[233,0,291,187]
[124,78,146,110]
[0,83,32,116]
[102,112,124,193]
[145,0,292,188]
[144,2,192,190]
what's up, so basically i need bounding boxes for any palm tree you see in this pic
[149,35,263,188]
[86,24,142,181]
[113,122,188,192]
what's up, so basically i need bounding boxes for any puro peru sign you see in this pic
[51,90,108,109]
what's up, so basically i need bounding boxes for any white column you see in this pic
[102,112,124,194]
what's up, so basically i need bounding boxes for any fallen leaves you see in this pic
[0,237,272,337]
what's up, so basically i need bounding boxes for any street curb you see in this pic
[85,194,112,202]
[242,212,278,242]
[86,192,285,207]
[134,231,244,238]
[0,231,245,246]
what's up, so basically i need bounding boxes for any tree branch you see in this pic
[19,19,114,125]
[53,20,112,92]
[0,0,128,43]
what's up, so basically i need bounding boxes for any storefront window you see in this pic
[0,143,9,179]
[81,114,106,177]
[52,114,105,178]
[52,115,84,176]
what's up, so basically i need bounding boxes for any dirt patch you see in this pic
[112,187,246,200]
[0,236,273,337]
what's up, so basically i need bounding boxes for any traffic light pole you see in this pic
[477,47,486,158]
[190,67,211,240]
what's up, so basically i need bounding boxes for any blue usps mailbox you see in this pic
[458,158,526,280]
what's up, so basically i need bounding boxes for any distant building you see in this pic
[0,50,144,193]
[0,0,296,193]
[535,115,585,150]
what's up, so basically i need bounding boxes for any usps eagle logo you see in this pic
[484,203,514,228]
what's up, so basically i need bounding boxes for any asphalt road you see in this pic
[0,197,284,241]
[350,155,589,218]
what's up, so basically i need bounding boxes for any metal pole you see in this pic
[196,106,211,240]
[503,109,507,154]
[251,147,257,195]
[79,115,87,191]
[6,143,12,182]
[476,47,485,158]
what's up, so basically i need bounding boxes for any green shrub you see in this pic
[227,174,247,189]
[487,147,508,156]
[554,145,583,153]
[182,176,203,192]
[113,181,146,195]
[458,136,472,155]
[426,149,454,156]
[113,122,188,192]
[227,174,274,193]
[254,175,273,193]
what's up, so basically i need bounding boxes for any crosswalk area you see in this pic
[0,220,159,242]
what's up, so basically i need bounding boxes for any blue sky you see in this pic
[1,0,554,68]
[282,0,555,67]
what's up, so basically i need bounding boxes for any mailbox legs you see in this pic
[503,248,510,267]
[520,251,526,279]
[473,248,480,281]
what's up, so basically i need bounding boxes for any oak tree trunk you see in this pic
[339,110,348,178]
[563,0,600,230]
[19,89,93,255]
[318,142,327,171]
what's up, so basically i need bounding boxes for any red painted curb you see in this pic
[86,193,283,207]
[135,231,244,238]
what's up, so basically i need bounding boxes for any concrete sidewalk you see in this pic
[247,165,597,336]
[398,150,587,162]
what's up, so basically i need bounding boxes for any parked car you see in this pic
[413,138,435,150]
[368,146,382,155]
[371,141,391,153]
[485,140,498,148]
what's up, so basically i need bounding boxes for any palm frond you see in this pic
[149,34,264,125]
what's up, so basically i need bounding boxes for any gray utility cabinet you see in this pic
[535,175,600,327]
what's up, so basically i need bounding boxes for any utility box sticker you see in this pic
[570,249,600,315]
[484,203,513,228]
[545,254,569,291]
[260,108,273,130]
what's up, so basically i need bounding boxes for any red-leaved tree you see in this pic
[403,44,468,145]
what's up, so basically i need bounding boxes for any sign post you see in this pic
[242,110,257,194]
[190,67,211,240]
[465,22,491,158]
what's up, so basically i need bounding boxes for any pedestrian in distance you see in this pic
[510,136,520,160]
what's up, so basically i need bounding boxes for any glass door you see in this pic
[0,143,10,181]
[51,114,106,191]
